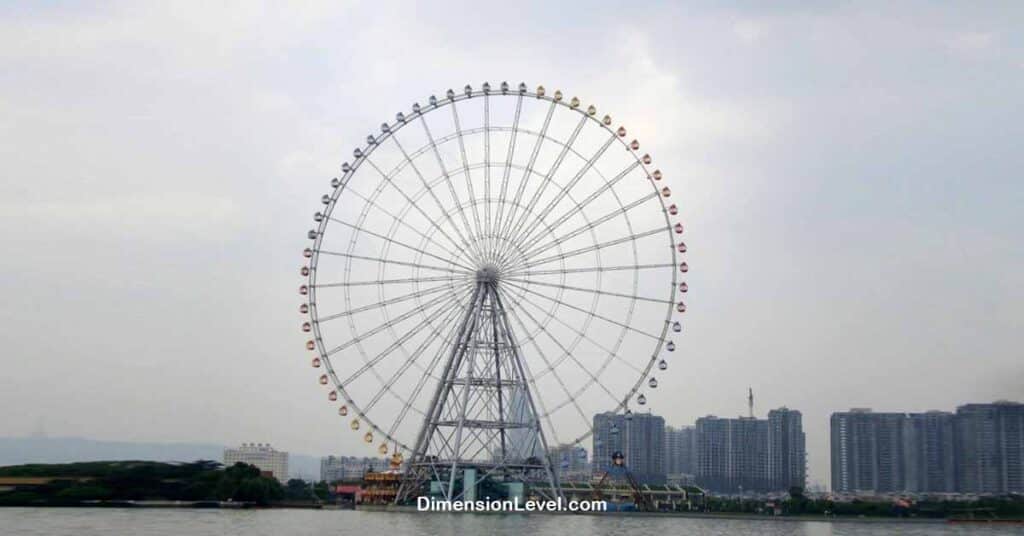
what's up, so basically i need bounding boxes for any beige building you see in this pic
[224,443,289,482]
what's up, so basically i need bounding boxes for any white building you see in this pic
[224,443,289,482]
[320,455,391,482]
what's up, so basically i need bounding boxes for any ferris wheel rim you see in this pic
[302,83,682,454]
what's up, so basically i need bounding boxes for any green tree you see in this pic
[0,460,288,506]
[215,462,283,505]
[55,484,113,502]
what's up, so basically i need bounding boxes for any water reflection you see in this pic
[1,508,1022,536]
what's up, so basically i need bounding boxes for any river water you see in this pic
[1,508,1023,536]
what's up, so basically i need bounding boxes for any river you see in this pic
[1,508,1023,535]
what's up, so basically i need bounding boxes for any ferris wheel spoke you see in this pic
[483,93,492,245]
[450,101,485,254]
[361,297,468,415]
[338,289,468,384]
[327,216,475,273]
[498,289,592,435]
[496,101,557,255]
[519,226,667,270]
[317,281,457,322]
[516,159,640,253]
[504,287,644,441]
[316,249,471,275]
[417,116,483,260]
[326,288,462,357]
[492,158,602,274]
[500,286,588,379]
[363,155,476,261]
[502,276,672,305]
[387,301,471,444]
[499,278,663,341]
[510,288,646,379]
[360,276,468,397]
[383,138,482,263]
[490,93,524,263]
[496,115,587,264]
[492,289,562,447]
[489,189,568,276]
[342,185,473,267]
[519,192,658,261]
[385,315,463,439]
[503,262,674,278]
[505,307,623,435]
[511,133,617,252]
[316,274,463,289]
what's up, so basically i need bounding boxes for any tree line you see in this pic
[700,487,1024,519]
[0,460,325,506]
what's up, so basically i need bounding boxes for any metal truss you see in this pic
[396,277,561,502]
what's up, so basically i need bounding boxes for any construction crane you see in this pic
[591,451,654,512]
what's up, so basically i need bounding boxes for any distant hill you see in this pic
[0,437,321,480]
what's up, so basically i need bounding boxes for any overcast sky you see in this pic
[1,1,1022,488]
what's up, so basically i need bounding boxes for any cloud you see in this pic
[946,31,998,59]
[732,19,764,44]
[602,28,776,147]
[0,192,245,242]
[1,1,1022,489]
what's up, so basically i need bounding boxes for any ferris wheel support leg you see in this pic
[491,285,563,501]
[396,283,483,503]
[397,279,564,504]
[492,300,508,462]
[446,284,487,499]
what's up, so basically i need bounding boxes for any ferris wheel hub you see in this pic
[476,263,501,283]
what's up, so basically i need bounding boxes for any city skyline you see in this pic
[2,398,1019,494]
[830,401,1024,495]
[2,1,1023,491]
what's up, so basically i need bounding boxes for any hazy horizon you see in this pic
[2,1,1022,489]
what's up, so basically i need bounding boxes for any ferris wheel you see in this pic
[299,82,686,500]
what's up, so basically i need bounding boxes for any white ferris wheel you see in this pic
[299,82,687,500]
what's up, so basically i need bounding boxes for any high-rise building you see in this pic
[592,412,665,484]
[903,411,956,493]
[548,444,590,483]
[319,455,391,482]
[830,410,907,493]
[768,408,806,491]
[665,425,696,477]
[695,416,728,491]
[224,443,289,482]
[832,402,1024,495]
[955,401,1024,494]
[692,408,803,494]
[695,415,770,493]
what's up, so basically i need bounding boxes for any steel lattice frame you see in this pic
[299,82,688,501]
